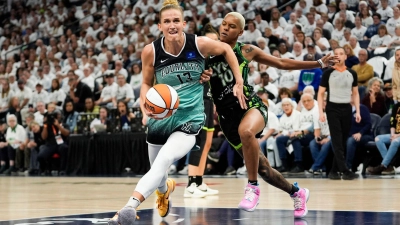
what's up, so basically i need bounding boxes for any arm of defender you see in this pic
[197,36,247,109]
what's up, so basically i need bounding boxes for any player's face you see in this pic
[219,15,243,43]
[159,9,186,42]
[205,33,219,41]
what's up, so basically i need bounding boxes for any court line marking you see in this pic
[1,207,399,222]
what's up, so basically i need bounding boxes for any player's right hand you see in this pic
[319,114,326,123]
[200,68,213,84]
[233,81,247,110]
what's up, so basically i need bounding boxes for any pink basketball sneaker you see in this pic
[238,183,260,212]
[290,182,310,218]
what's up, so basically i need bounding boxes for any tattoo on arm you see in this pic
[245,47,254,53]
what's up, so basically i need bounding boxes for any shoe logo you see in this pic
[161,59,168,63]
[187,190,194,194]
[199,189,207,192]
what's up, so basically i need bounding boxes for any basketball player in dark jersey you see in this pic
[108,1,246,224]
[204,12,336,218]
[184,24,219,198]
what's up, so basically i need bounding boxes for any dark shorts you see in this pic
[203,98,214,131]
[217,96,268,150]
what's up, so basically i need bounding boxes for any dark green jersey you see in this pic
[206,42,253,111]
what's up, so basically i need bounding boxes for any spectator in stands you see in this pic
[242,21,262,44]
[96,73,117,107]
[264,27,280,48]
[361,77,387,117]
[68,70,93,112]
[349,36,362,57]
[308,93,331,175]
[298,53,323,94]
[273,88,297,118]
[81,66,95,92]
[32,82,50,107]
[90,107,111,133]
[1,114,26,175]
[303,13,316,37]
[338,11,355,29]
[332,18,346,43]
[270,19,284,39]
[292,42,305,61]
[254,13,268,33]
[116,100,135,130]
[304,43,322,61]
[275,98,301,173]
[383,83,395,112]
[364,13,385,40]
[17,79,32,125]
[0,80,15,113]
[367,103,400,175]
[313,28,330,55]
[346,100,373,170]
[63,99,79,134]
[352,17,368,41]
[343,44,360,68]
[49,79,66,109]
[377,0,394,22]
[386,7,400,37]
[27,121,45,175]
[340,28,352,47]
[85,97,100,122]
[33,102,46,126]
[388,24,400,52]
[278,42,293,59]
[352,49,374,99]
[129,63,142,98]
[38,110,69,176]
[113,74,135,108]
[367,24,391,57]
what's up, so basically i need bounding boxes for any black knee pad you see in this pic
[188,129,207,166]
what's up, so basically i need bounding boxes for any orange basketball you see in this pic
[144,84,180,119]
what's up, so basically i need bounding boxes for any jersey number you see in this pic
[176,72,192,84]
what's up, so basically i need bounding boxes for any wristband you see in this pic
[317,59,324,68]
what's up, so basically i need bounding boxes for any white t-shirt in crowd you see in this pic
[386,17,400,36]
[130,73,143,90]
[34,110,46,126]
[15,87,32,108]
[115,84,135,102]
[298,105,320,131]
[376,7,393,21]
[31,90,49,107]
[331,28,344,42]
[279,109,301,134]
[101,82,118,102]
[279,70,300,89]
[351,26,367,40]
[261,111,279,135]
[49,89,66,106]
[6,124,27,149]
[369,34,391,48]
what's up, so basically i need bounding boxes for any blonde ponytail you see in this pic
[160,0,183,17]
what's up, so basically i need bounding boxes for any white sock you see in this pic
[125,197,140,208]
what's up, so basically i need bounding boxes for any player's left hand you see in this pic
[200,68,212,83]
[355,112,361,123]
[320,53,339,68]
[233,80,247,109]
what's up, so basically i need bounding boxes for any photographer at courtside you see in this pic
[37,110,70,176]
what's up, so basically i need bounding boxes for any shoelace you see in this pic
[292,195,303,210]
[244,187,257,202]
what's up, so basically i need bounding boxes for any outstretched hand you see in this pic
[320,53,339,68]
[233,81,247,109]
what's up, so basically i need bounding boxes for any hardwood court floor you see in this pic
[1,176,400,222]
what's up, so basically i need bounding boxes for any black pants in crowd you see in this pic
[326,102,352,173]
[37,144,68,172]
[0,146,16,163]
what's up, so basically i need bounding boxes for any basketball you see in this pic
[144,84,180,119]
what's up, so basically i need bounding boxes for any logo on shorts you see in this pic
[181,123,192,132]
